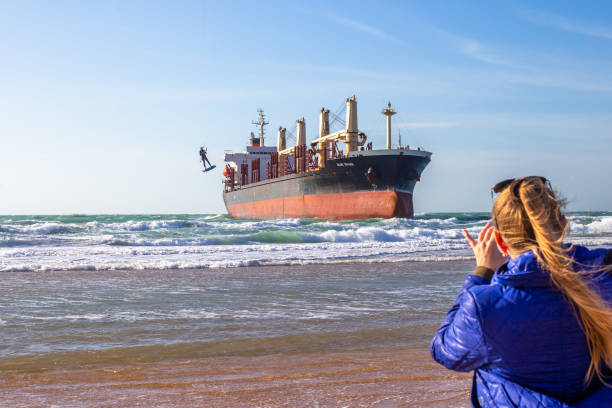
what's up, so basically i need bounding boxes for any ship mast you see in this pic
[382,101,396,150]
[252,108,269,146]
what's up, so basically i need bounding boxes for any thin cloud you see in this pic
[458,38,508,65]
[432,28,509,66]
[502,73,612,93]
[396,121,457,129]
[332,15,397,41]
[520,8,612,40]
[260,60,380,79]
[299,8,402,43]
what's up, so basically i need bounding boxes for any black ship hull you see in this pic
[223,150,431,220]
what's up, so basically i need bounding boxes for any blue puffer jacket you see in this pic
[431,245,612,407]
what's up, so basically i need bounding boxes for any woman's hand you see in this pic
[462,222,507,271]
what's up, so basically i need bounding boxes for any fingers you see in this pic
[483,225,495,245]
[482,227,502,259]
[478,222,491,243]
[465,221,507,271]
[462,229,477,249]
[465,222,492,249]
[465,222,497,252]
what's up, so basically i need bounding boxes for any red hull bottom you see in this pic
[226,191,414,220]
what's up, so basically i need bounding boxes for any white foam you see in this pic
[200,214,225,220]
[109,220,193,231]
[0,222,68,234]
[12,310,223,323]
[2,214,606,273]
[570,216,612,235]
[319,227,401,242]
[317,225,467,243]
[27,313,107,321]
[0,239,473,272]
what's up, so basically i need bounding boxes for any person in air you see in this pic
[199,146,213,170]
[431,176,612,407]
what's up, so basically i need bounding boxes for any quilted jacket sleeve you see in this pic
[430,274,491,372]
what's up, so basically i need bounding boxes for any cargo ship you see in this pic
[218,95,431,220]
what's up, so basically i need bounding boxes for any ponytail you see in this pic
[494,177,612,384]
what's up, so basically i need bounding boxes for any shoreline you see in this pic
[0,258,476,274]
[0,255,476,274]
[0,328,441,375]
[2,260,474,371]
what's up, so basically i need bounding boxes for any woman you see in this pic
[430,177,612,407]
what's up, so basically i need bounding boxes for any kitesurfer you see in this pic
[199,146,213,170]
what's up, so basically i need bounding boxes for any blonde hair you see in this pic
[492,177,612,384]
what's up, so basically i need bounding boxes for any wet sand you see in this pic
[1,261,474,406]
[1,347,471,407]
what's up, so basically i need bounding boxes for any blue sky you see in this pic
[1,0,611,214]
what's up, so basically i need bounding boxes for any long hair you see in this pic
[492,177,612,384]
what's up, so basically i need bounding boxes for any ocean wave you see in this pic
[90,220,198,231]
[569,216,612,235]
[0,238,46,248]
[247,230,323,244]
[318,225,466,243]
[106,237,222,246]
[0,222,71,235]
[1,213,609,273]
[1,219,212,235]
[0,214,490,237]
[0,243,473,272]
[320,227,403,243]
[26,313,108,321]
[568,237,612,247]
[200,214,227,220]
[14,309,223,322]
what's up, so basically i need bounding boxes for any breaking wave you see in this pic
[1,212,610,272]
[569,216,612,235]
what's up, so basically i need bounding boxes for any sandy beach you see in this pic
[1,347,471,408]
[1,259,477,407]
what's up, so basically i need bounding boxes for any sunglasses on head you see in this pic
[491,176,548,199]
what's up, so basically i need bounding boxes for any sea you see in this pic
[1,212,611,406]
[2,212,611,272]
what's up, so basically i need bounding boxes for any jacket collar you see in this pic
[491,245,606,288]
[492,250,552,288]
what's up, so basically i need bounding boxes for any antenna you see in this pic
[251,108,269,146]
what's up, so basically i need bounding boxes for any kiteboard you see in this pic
[202,165,217,173]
